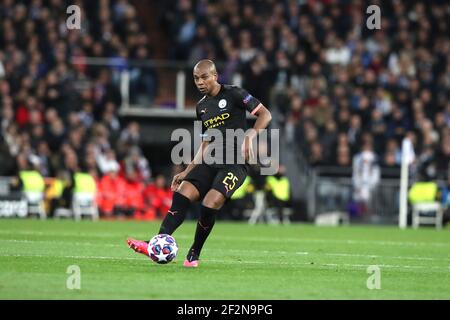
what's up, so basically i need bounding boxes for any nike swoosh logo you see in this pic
[198,221,209,231]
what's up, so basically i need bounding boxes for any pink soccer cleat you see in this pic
[183,259,199,268]
[183,248,199,267]
[126,238,149,256]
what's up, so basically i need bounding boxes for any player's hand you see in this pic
[171,171,187,191]
[241,136,254,163]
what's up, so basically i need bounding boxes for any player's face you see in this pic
[193,68,217,95]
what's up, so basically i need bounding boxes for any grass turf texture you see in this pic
[0,219,449,299]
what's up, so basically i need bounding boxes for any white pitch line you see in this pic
[227,249,450,262]
[0,253,448,271]
[1,239,449,263]
[323,252,450,262]
[321,263,442,270]
[0,230,124,238]
[0,253,143,261]
[1,229,449,248]
[0,239,121,247]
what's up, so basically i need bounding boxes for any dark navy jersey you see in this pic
[195,84,261,166]
[196,84,261,136]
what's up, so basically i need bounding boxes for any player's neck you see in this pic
[207,83,221,97]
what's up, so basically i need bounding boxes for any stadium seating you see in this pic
[412,202,444,229]
[72,192,99,221]
[0,0,448,223]
[23,191,46,220]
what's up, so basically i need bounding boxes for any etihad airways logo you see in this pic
[170,122,280,175]
[204,113,230,128]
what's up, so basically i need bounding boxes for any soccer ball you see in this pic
[148,234,178,264]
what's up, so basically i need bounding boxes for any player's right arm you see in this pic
[170,140,209,191]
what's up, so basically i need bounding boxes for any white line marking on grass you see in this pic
[1,230,450,248]
[236,236,450,248]
[0,239,121,247]
[0,230,124,238]
[1,253,448,271]
[205,259,448,270]
[324,252,450,262]
[2,239,449,263]
[322,263,444,270]
[0,253,143,261]
[227,249,450,262]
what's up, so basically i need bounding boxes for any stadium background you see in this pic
[0,0,449,224]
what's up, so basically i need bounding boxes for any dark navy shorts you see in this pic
[183,164,248,199]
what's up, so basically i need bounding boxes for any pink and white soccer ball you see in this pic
[148,234,178,264]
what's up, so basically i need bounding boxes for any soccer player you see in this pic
[127,59,272,267]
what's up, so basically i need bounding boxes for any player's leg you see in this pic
[158,164,216,235]
[158,181,200,235]
[127,181,200,255]
[184,165,248,267]
[184,189,226,266]
[127,164,213,256]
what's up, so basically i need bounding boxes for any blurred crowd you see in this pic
[0,0,167,218]
[159,0,449,181]
[0,0,449,220]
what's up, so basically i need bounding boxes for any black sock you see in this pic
[188,205,219,260]
[158,192,191,235]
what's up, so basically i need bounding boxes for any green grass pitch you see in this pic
[0,219,449,299]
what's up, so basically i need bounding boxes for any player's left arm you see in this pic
[235,87,272,136]
[243,103,272,161]
[247,103,272,139]
[234,87,272,161]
